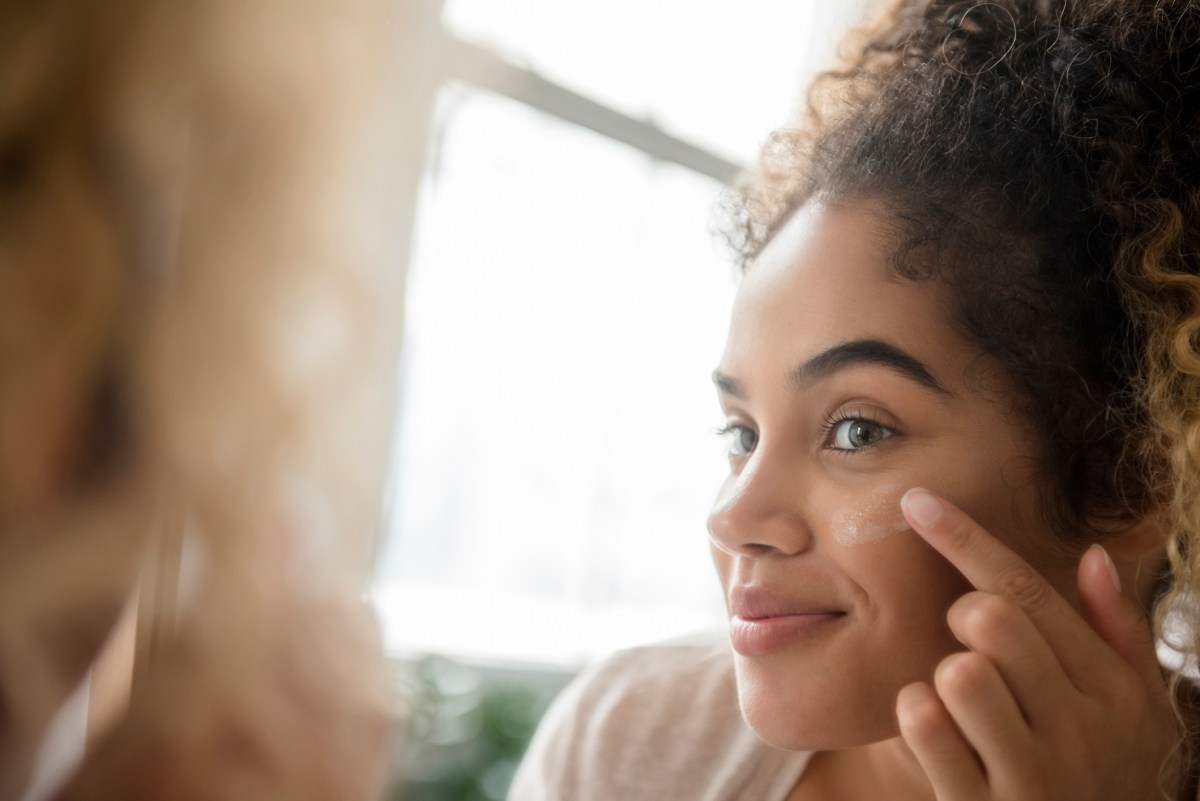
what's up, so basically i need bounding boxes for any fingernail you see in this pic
[1094,544,1122,594]
[903,488,943,528]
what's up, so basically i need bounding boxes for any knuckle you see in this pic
[954,592,1017,644]
[1099,668,1145,713]
[933,651,993,699]
[944,513,982,550]
[896,687,949,747]
[897,696,937,737]
[994,564,1054,614]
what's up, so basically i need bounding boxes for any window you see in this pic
[374,1,874,668]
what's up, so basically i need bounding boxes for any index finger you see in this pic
[900,487,1118,685]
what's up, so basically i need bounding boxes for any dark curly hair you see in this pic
[725,0,1200,633]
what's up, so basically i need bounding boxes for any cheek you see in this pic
[829,484,908,547]
[825,488,973,655]
[863,536,972,615]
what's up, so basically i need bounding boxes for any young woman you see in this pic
[509,0,1200,798]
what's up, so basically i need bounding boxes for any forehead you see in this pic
[724,200,970,382]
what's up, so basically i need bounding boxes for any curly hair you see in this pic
[726,0,1200,710]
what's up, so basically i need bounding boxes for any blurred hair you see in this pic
[0,1,405,798]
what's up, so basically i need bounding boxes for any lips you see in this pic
[728,586,847,657]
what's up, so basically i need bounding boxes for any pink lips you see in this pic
[728,586,846,657]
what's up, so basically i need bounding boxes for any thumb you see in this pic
[1077,544,1163,690]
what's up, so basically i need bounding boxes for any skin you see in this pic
[708,199,1178,800]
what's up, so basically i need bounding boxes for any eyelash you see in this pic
[714,410,897,460]
[714,423,757,459]
[820,409,897,454]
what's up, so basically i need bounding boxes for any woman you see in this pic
[509,0,1200,798]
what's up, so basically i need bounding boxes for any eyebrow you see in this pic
[712,338,949,399]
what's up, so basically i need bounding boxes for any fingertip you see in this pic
[896,682,961,764]
[1078,544,1122,604]
[932,651,999,705]
[1078,543,1163,687]
[896,681,943,736]
[1096,543,1122,594]
[896,682,988,799]
[902,487,944,529]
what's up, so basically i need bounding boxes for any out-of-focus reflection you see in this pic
[0,2,408,799]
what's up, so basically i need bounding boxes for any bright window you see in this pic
[444,0,870,163]
[374,2,873,669]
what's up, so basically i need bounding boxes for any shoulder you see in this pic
[508,633,806,801]
[564,634,741,727]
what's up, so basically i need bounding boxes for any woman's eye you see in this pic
[829,418,894,451]
[717,424,758,457]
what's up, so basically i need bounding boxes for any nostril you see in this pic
[708,467,814,556]
[708,525,801,558]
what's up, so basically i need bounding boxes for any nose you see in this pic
[707,452,814,558]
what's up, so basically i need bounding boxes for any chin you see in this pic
[734,657,902,751]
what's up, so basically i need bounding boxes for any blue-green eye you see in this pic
[829,418,894,451]
[717,424,757,457]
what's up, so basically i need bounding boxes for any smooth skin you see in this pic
[894,488,1179,801]
[709,198,1181,800]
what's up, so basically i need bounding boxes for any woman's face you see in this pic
[708,200,1078,751]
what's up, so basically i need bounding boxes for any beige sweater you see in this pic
[511,637,1200,801]
[507,636,810,801]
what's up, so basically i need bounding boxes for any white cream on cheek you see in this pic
[831,484,910,547]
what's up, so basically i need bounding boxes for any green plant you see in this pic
[391,657,555,801]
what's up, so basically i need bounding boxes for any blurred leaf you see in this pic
[391,658,557,801]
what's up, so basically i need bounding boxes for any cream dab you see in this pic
[831,484,910,547]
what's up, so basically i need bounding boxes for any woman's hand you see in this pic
[895,488,1181,801]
